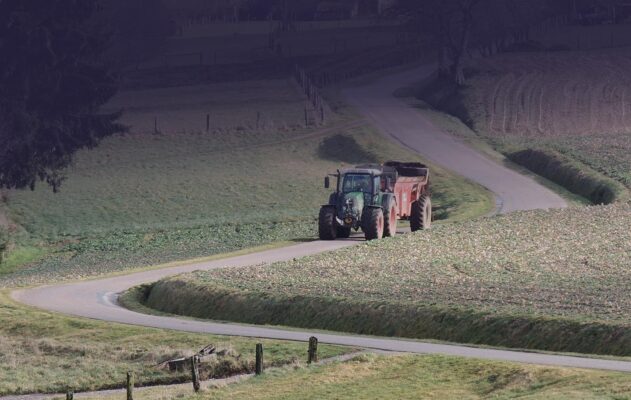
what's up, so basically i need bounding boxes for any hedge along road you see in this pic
[14,66,622,373]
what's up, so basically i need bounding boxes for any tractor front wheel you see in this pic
[410,195,432,232]
[363,207,384,241]
[318,207,337,240]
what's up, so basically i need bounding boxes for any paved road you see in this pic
[344,64,567,213]
[13,238,631,373]
[14,66,623,373]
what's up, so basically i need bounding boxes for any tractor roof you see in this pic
[339,167,383,176]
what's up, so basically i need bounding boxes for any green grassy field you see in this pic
[0,292,350,396]
[79,354,631,400]
[142,203,631,356]
[0,79,492,287]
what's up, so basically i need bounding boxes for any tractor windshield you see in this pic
[342,174,372,193]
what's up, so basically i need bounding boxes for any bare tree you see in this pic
[399,0,482,85]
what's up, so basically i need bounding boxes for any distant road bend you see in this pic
[343,64,567,213]
[15,66,619,375]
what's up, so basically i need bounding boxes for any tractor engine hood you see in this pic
[337,192,365,222]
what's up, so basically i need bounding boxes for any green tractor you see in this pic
[319,161,432,241]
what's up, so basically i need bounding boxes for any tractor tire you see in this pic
[363,207,385,241]
[336,226,352,239]
[383,202,397,238]
[318,207,337,240]
[410,195,432,232]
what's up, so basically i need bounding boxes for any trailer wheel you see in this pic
[363,208,384,241]
[383,203,397,237]
[318,207,337,240]
[336,226,352,239]
[410,195,432,232]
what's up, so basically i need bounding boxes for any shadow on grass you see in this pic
[317,135,379,164]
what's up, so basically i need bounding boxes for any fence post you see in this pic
[191,355,201,392]
[126,372,134,400]
[206,113,210,133]
[154,116,158,135]
[308,336,318,364]
[66,391,73,400]
[255,343,264,375]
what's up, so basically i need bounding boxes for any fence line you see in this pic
[294,65,328,126]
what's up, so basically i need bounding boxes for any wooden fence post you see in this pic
[191,355,201,392]
[66,391,73,400]
[206,113,210,133]
[126,372,134,400]
[308,336,318,364]
[255,343,264,375]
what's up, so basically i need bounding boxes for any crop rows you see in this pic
[186,204,631,323]
[466,48,631,137]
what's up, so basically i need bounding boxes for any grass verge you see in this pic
[79,354,631,400]
[0,291,350,396]
[139,204,631,356]
[505,148,628,204]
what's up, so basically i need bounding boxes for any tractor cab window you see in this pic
[342,174,372,193]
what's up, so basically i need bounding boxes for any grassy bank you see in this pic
[141,204,631,356]
[1,78,492,286]
[80,354,631,400]
[0,292,349,396]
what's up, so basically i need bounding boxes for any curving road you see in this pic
[13,66,625,374]
[343,64,567,213]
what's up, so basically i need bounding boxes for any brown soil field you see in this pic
[465,48,631,137]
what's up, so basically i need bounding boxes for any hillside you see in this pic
[1,78,492,286]
[141,203,631,356]
[419,47,631,200]
[464,48,631,137]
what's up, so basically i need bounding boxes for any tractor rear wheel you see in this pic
[410,195,432,232]
[383,203,397,237]
[336,226,352,238]
[363,207,384,241]
[318,207,337,240]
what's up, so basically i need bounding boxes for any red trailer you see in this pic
[357,161,432,232]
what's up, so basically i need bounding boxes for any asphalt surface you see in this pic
[344,64,567,213]
[13,66,627,374]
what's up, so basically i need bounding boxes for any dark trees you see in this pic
[0,0,125,191]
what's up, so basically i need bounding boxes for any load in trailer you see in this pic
[319,161,432,241]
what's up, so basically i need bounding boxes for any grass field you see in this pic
[1,78,492,287]
[0,292,349,396]
[79,354,631,400]
[142,203,631,356]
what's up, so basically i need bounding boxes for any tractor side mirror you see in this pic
[324,176,330,189]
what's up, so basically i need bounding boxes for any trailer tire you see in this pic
[410,195,432,232]
[363,207,384,241]
[383,202,397,237]
[336,226,352,238]
[318,207,337,240]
